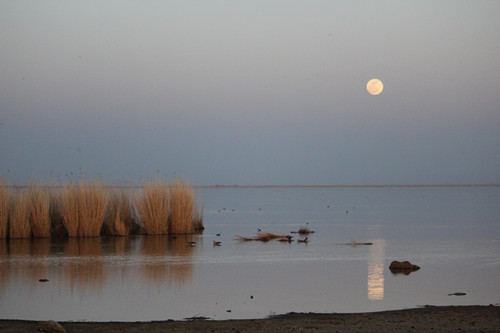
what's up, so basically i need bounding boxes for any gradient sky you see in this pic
[1,1,499,185]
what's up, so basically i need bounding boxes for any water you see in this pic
[1,186,499,321]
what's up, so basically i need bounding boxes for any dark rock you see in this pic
[37,320,66,333]
[389,260,420,274]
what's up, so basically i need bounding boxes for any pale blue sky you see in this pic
[1,1,499,185]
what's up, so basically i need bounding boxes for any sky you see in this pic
[1,1,499,186]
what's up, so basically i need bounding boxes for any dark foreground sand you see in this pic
[1,305,499,332]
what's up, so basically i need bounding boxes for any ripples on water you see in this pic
[0,186,499,321]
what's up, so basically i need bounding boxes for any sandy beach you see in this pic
[1,305,499,332]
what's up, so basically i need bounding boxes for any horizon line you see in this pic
[4,183,499,189]
[193,184,500,189]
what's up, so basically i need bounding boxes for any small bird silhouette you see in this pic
[213,241,221,246]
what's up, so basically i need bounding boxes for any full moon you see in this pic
[366,78,383,95]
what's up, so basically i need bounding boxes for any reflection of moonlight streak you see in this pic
[367,240,385,301]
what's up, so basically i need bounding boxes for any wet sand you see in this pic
[1,305,499,332]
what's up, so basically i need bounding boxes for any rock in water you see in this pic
[37,320,67,333]
[389,260,420,274]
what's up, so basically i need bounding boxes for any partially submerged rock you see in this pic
[37,320,66,333]
[389,260,420,274]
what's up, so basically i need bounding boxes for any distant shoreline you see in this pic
[5,183,500,189]
[195,184,500,189]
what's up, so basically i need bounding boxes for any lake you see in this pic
[1,186,499,321]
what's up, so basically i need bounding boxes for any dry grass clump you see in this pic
[0,177,203,238]
[257,232,290,241]
[192,201,204,232]
[9,191,31,238]
[135,180,170,234]
[58,183,80,237]
[169,180,195,234]
[77,181,109,237]
[28,184,51,237]
[49,191,66,238]
[0,179,9,238]
[57,180,109,237]
[104,188,132,236]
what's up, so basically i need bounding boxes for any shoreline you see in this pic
[1,305,499,332]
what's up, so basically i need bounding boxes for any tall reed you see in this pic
[49,191,65,237]
[135,180,170,234]
[192,200,204,232]
[9,191,31,238]
[104,188,132,236]
[28,184,51,237]
[169,180,194,234]
[0,179,9,238]
[77,181,109,237]
[58,182,80,237]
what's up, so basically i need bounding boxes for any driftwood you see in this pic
[235,232,292,242]
[278,237,293,243]
[448,292,466,296]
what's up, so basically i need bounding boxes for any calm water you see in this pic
[1,186,499,321]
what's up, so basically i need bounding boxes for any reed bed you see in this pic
[77,181,109,237]
[28,184,51,237]
[1,177,203,238]
[9,191,31,238]
[56,180,109,237]
[0,179,9,238]
[169,180,194,234]
[49,191,66,238]
[58,183,80,237]
[192,201,204,232]
[135,180,170,234]
[104,188,132,236]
